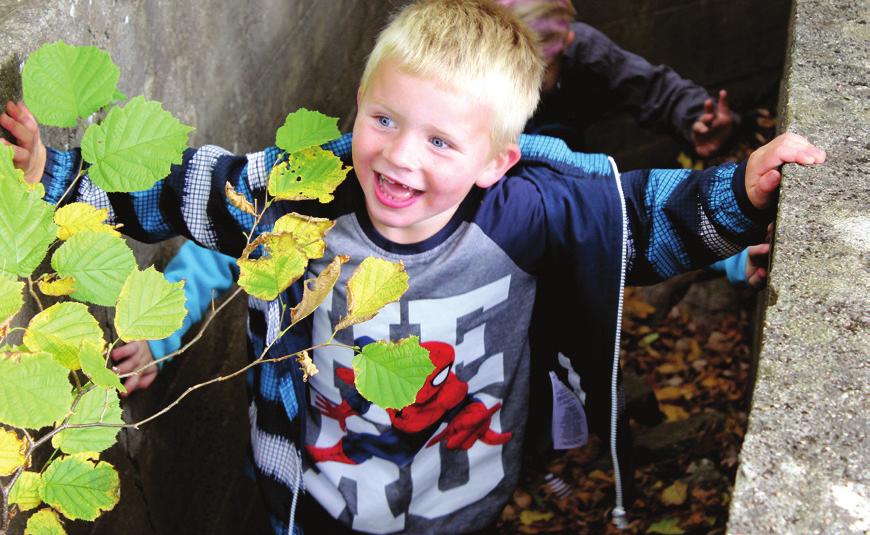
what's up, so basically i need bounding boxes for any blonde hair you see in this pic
[359,0,545,150]
[495,0,577,61]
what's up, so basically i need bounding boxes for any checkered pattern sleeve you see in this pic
[41,143,282,257]
[620,160,772,284]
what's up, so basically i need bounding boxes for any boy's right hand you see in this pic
[745,242,770,288]
[0,101,46,184]
[745,132,826,209]
[111,341,159,397]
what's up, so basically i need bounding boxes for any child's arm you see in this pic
[621,133,824,284]
[1,100,283,255]
[147,241,238,360]
[709,243,770,288]
[691,89,736,158]
[569,22,732,151]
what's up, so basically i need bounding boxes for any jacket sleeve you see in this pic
[565,22,710,142]
[620,161,771,285]
[40,143,281,257]
[147,241,239,362]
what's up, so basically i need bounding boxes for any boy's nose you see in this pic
[383,133,420,171]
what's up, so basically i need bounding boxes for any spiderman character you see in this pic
[307,337,511,465]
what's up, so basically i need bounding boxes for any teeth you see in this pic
[379,174,413,191]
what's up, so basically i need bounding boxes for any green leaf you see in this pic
[114,266,186,341]
[335,257,409,332]
[267,147,350,203]
[660,480,688,506]
[81,96,193,192]
[24,508,66,535]
[273,212,335,259]
[237,233,308,301]
[0,427,25,475]
[52,387,122,455]
[291,255,348,325]
[0,171,57,279]
[10,471,43,511]
[51,231,136,306]
[647,517,686,535]
[78,343,125,393]
[24,302,104,370]
[0,144,24,184]
[0,274,25,326]
[352,336,434,410]
[41,455,119,521]
[275,108,341,154]
[0,352,71,429]
[22,41,121,128]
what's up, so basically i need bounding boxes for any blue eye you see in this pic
[377,116,394,128]
[430,137,450,150]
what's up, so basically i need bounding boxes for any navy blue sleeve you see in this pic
[620,160,772,284]
[563,22,710,142]
[40,134,355,258]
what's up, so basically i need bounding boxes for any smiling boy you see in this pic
[2,0,824,533]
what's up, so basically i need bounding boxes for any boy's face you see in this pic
[352,60,520,244]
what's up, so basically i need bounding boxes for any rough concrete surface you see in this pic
[0,1,396,533]
[728,0,870,533]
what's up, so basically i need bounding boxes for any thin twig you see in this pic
[26,277,43,312]
[54,160,86,207]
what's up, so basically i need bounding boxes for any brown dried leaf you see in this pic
[225,181,257,216]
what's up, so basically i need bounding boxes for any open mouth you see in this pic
[375,173,422,207]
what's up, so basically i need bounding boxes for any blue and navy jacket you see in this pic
[42,134,769,534]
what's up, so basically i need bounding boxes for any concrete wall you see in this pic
[728,0,870,532]
[0,1,397,533]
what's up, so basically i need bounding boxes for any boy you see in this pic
[2,1,824,533]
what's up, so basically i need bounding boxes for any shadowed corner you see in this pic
[0,54,21,143]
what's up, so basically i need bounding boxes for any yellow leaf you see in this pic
[335,257,408,332]
[225,181,257,216]
[37,275,76,297]
[10,471,43,511]
[0,428,26,476]
[654,386,684,401]
[676,152,693,169]
[661,480,688,506]
[273,212,335,259]
[660,404,690,422]
[656,362,686,374]
[519,510,553,526]
[290,255,348,325]
[237,233,308,301]
[588,469,613,482]
[54,202,119,241]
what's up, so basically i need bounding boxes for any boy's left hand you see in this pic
[0,101,46,184]
[745,132,826,209]
[692,89,734,158]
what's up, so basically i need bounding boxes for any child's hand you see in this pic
[0,101,46,184]
[745,132,826,209]
[744,242,770,289]
[691,89,734,158]
[111,341,158,396]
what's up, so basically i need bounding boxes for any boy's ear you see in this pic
[476,142,521,188]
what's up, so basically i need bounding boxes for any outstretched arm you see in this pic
[621,133,825,284]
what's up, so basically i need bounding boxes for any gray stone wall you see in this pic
[728,0,870,533]
[0,1,397,533]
